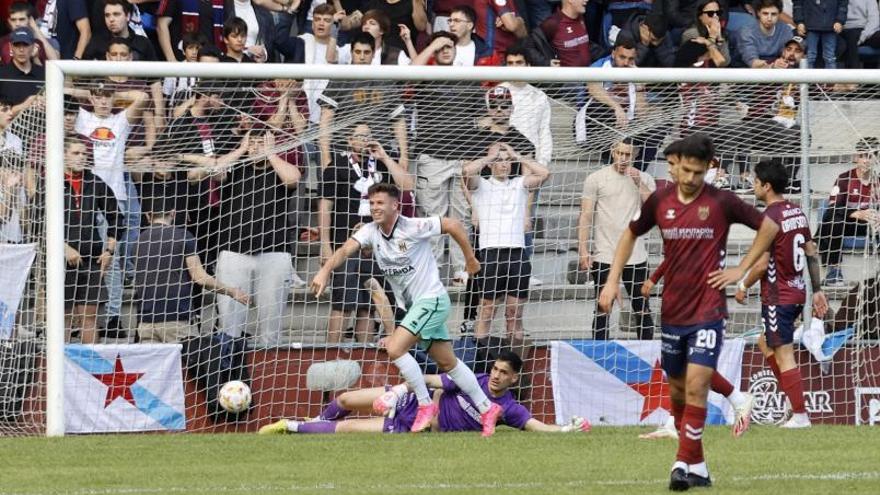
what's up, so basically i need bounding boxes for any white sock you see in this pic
[391,383,408,398]
[672,461,689,473]
[689,462,709,478]
[285,420,301,432]
[446,359,492,413]
[393,354,431,405]
[728,390,746,408]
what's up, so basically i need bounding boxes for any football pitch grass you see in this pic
[2,425,879,495]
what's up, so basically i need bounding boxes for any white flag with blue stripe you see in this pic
[551,339,745,426]
[64,344,186,433]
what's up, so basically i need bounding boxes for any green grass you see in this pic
[1,426,878,495]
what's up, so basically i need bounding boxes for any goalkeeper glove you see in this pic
[560,416,591,433]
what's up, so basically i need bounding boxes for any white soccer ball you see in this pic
[218,380,251,414]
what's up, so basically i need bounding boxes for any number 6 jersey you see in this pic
[761,201,812,306]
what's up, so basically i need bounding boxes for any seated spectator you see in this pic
[102,38,163,162]
[0,99,23,157]
[537,0,590,67]
[298,4,340,132]
[843,0,880,68]
[498,48,552,166]
[575,37,662,170]
[133,197,249,344]
[401,5,490,65]
[339,9,405,64]
[228,0,275,62]
[318,33,408,168]
[463,142,549,344]
[473,0,527,56]
[409,33,486,284]
[0,99,34,244]
[1,1,59,66]
[319,123,412,343]
[617,13,677,67]
[82,0,158,61]
[57,0,91,60]
[815,137,879,286]
[736,0,793,68]
[162,33,206,111]
[215,130,301,347]
[0,28,46,115]
[62,137,120,344]
[220,17,258,62]
[681,0,731,67]
[365,0,428,51]
[794,0,846,69]
[157,0,221,61]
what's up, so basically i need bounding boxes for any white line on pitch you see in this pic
[2,472,878,495]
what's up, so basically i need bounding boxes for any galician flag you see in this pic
[64,344,187,433]
[551,339,745,426]
[0,243,36,339]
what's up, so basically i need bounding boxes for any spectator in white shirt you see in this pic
[463,142,549,344]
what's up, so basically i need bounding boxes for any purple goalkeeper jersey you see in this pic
[438,373,531,432]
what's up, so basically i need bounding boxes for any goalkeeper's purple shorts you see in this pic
[381,386,441,433]
[382,387,418,433]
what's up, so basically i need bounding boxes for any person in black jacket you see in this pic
[617,13,677,67]
[63,137,122,344]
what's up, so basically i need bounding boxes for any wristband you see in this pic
[737,281,747,293]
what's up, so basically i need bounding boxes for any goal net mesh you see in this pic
[1,70,879,435]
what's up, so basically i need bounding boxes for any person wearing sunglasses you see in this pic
[680,0,730,67]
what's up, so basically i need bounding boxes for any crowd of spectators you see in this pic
[0,0,878,346]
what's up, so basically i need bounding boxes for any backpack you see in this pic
[181,333,251,421]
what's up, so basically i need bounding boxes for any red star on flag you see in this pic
[627,359,671,421]
[92,354,144,408]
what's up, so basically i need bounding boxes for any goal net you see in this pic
[1,63,879,435]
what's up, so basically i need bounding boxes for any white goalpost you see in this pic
[4,61,872,436]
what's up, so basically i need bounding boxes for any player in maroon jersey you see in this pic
[639,140,755,441]
[735,160,828,428]
[599,133,779,491]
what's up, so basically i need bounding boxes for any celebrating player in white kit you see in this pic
[311,183,504,436]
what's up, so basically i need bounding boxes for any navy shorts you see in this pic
[661,319,725,378]
[762,304,802,348]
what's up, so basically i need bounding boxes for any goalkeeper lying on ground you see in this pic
[259,350,590,434]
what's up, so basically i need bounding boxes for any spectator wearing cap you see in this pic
[0,27,45,115]
[794,0,847,68]
[617,13,677,67]
[1,1,59,66]
[82,0,158,61]
[133,196,250,344]
[736,0,794,68]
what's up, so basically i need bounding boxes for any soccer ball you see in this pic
[218,380,251,414]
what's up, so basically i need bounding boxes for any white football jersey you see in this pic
[353,215,447,308]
